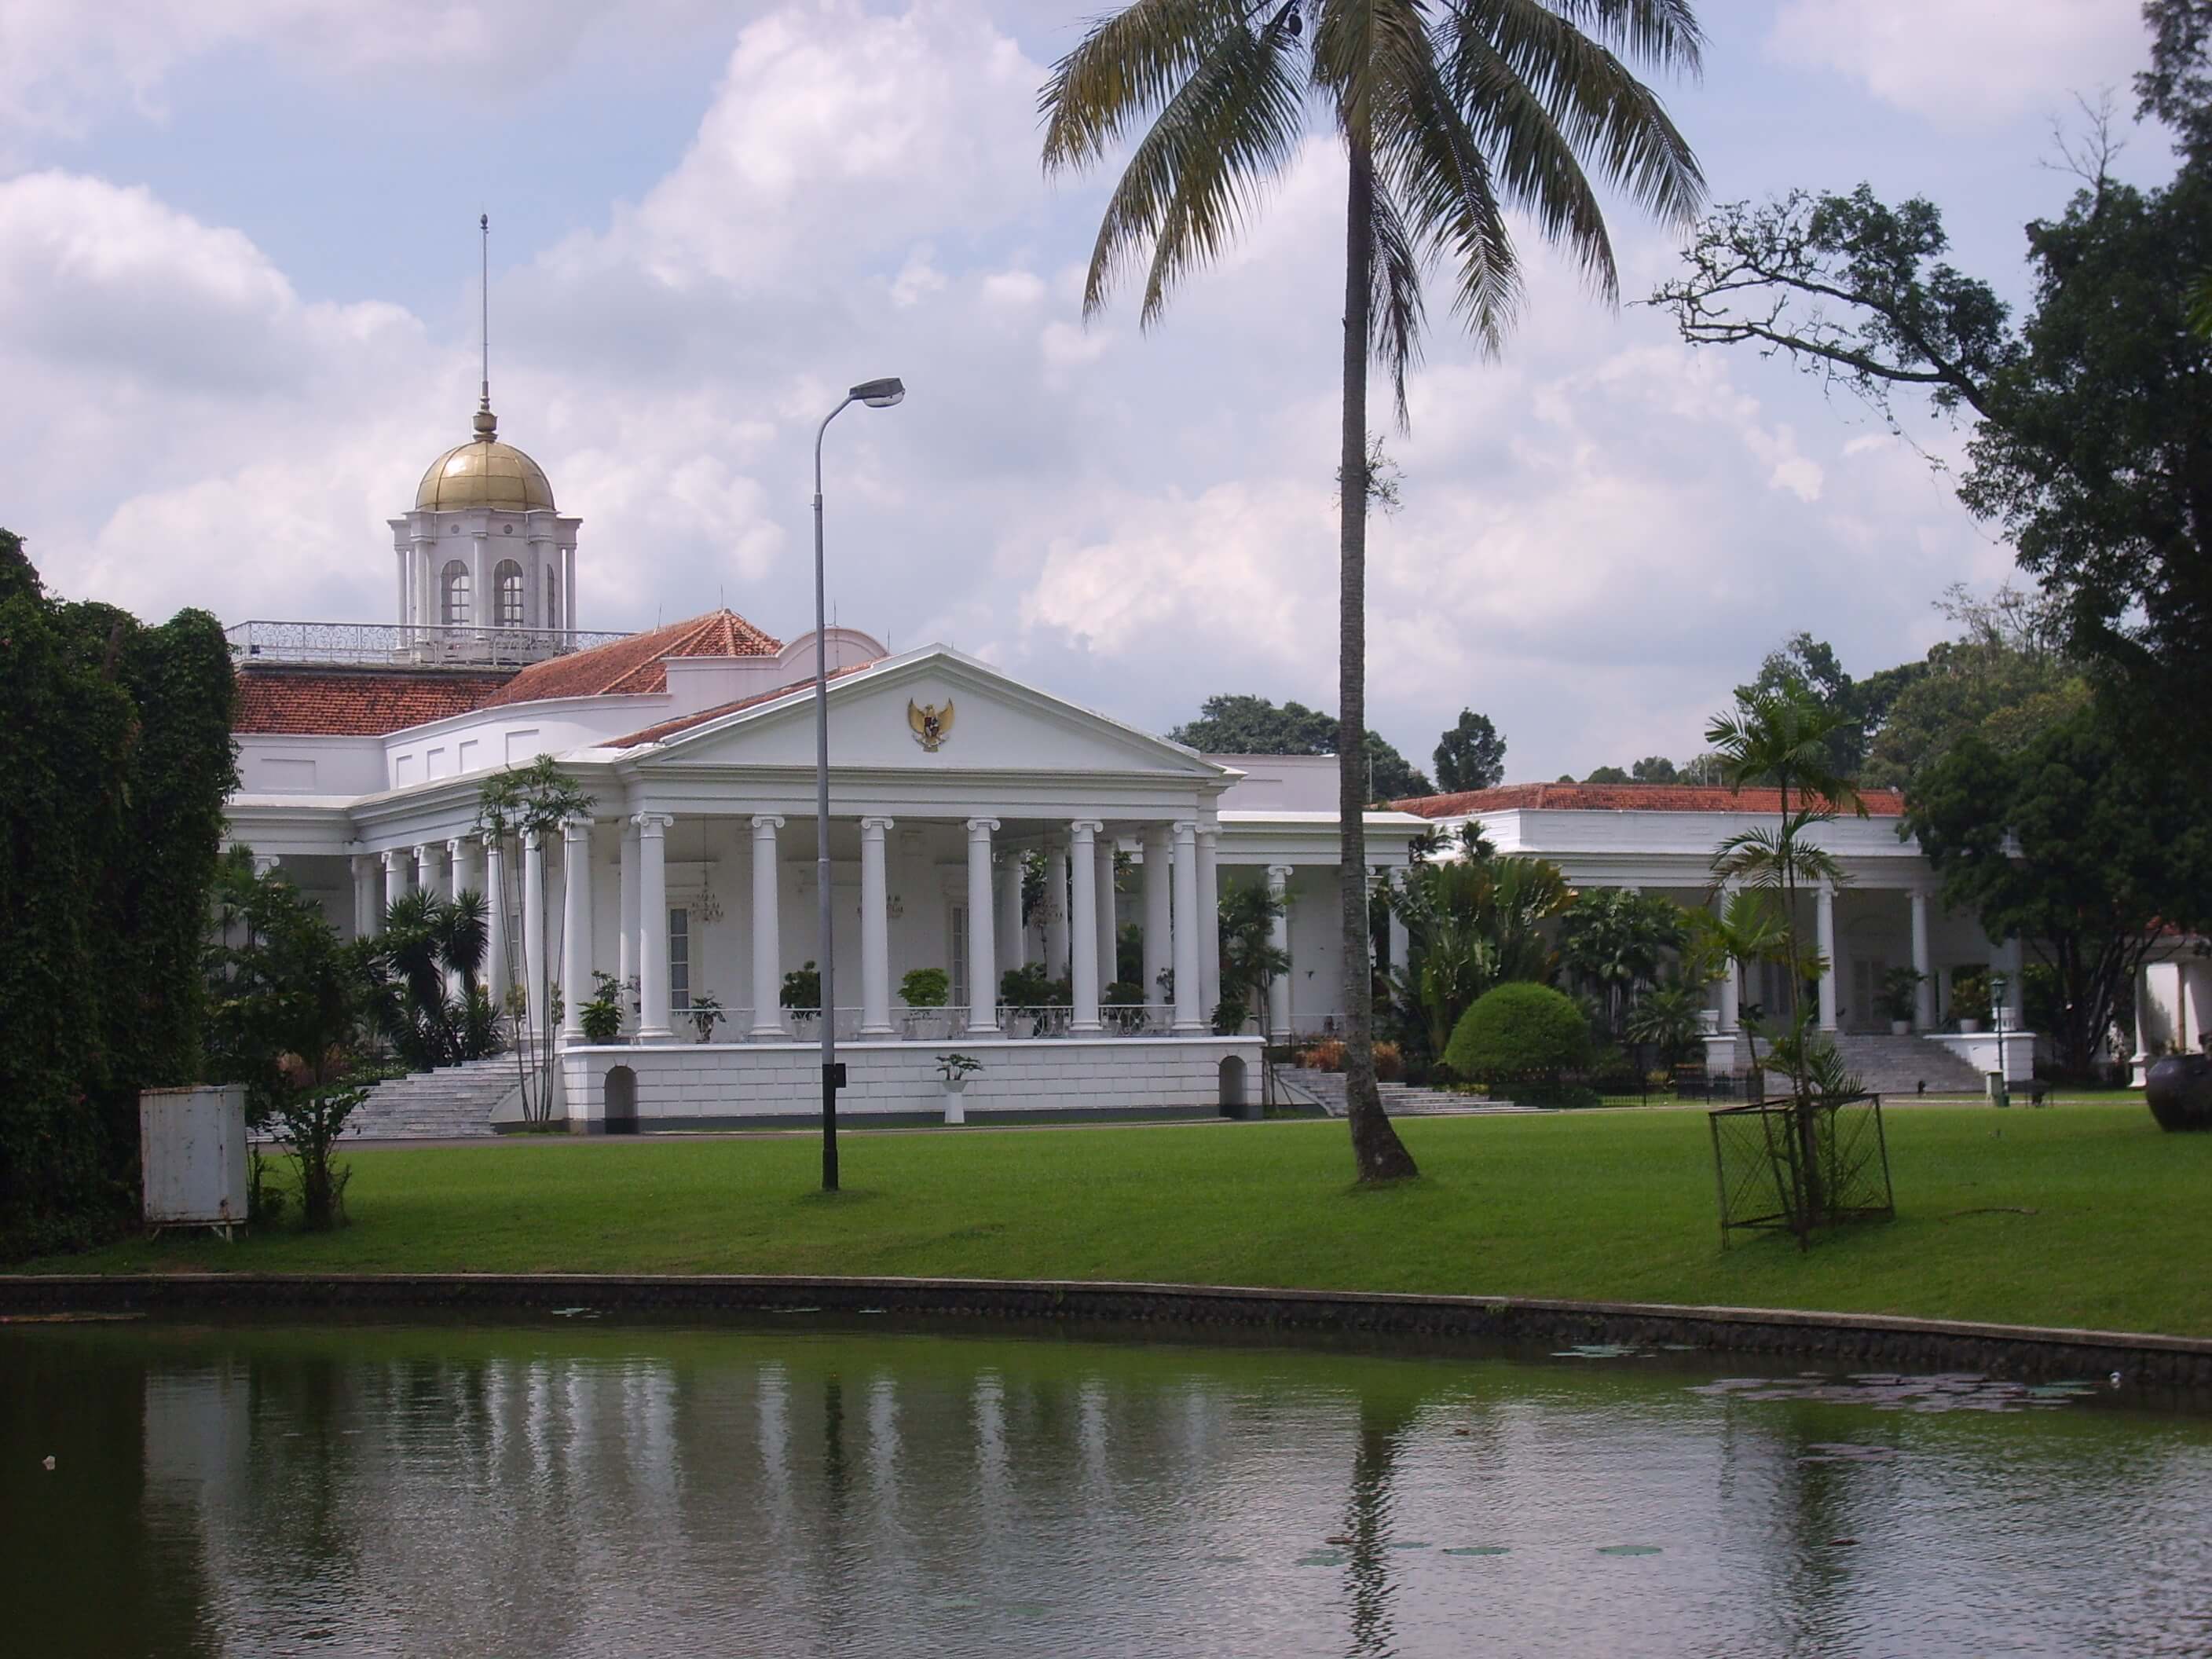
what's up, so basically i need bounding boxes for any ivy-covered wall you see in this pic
[0,530,237,1259]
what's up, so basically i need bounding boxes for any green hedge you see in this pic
[1445,981,1591,1079]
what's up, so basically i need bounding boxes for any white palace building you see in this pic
[226,397,1426,1130]
[225,395,2192,1129]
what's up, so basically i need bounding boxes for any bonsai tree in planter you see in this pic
[1950,967,1990,1033]
[899,967,950,1008]
[687,992,726,1044]
[1876,966,1925,1035]
[936,1051,982,1124]
[579,970,625,1044]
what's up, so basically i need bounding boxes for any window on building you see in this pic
[546,566,561,629]
[950,904,968,1012]
[494,559,525,626]
[440,560,472,625]
[668,907,691,1013]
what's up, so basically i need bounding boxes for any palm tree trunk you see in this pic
[1339,132,1417,1184]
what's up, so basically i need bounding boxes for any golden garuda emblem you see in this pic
[907,698,954,753]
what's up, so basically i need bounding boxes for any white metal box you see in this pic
[140,1084,249,1234]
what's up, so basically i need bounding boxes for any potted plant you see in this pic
[1877,965,1924,1035]
[687,991,726,1044]
[900,967,950,1009]
[579,969,626,1044]
[936,1051,981,1123]
[1950,967,1989,1034]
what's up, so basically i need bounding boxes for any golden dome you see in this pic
[415,405,555,512]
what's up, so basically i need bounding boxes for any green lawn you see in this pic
[28,1101,2212,1338]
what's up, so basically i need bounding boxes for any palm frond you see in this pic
[1040,0,1250,171]
[1446,0,1705,299]
[1368,171,1427,427]
[1370,9,1520,353]
[1522,0,1704,75]
[1076,15,1310,324]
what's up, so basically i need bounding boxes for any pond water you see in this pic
[3,1317,2208,1657]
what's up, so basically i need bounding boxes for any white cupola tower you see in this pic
[386,214,582,665]
[387,397,580,661]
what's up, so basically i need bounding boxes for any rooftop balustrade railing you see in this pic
[226,619,632,668]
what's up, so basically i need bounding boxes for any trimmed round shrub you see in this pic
[1445,982,1591,1079]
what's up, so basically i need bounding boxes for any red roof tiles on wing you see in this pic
[234,668,511,736]
[1390,782,1908,819]
[482,609,782,706]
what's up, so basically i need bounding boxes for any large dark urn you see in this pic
[2144,1054,2212,1131]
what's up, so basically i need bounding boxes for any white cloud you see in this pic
[1768,0,2144,123]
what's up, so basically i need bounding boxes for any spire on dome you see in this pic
[475,212,496,442]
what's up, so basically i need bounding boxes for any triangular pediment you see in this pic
[626,647,1228,779]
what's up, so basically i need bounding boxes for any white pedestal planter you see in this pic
[941,1080,967,1125]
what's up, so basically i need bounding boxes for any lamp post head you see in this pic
[851,376,906,408]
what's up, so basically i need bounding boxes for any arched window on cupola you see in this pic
[494,559,524,627]
[440,560,472,626]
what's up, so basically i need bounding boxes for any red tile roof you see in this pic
[483,609,782,706]
[235,668,511,736]
[1392,782,1908,819]
[609,662,873,748]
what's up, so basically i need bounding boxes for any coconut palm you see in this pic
[1042,0,1705,1180]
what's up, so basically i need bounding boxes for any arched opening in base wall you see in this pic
[604,1065,639,1135]
[1218,1055,1250,1118]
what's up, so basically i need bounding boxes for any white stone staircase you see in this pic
[1828,1033,1989,1097]
[1275,1069,1536,1118]
[345,1057,523,1140]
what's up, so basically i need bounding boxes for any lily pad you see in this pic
[1295,1550,1346,1568]
[1441,1547,1510,1557]
[1597,1544,1662,1557]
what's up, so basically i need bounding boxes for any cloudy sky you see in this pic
[0,0,2166,781]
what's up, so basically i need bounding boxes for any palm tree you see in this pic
[1387,851,1569,1063]
[1558,886,1686,1037]
[1042,1,1705,1180]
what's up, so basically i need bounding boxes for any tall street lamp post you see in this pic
[812,376,906,1192]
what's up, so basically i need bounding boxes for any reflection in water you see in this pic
[2,1323,2209,1658]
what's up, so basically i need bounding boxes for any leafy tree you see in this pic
[1045,0,1706,1183]
[477,758,594,1125]
[1386,851,1570,1070]
[204,851,370,1231]
[1558,888,1690,1038]
[0,531,236,1259]
[1676,753,1728,786]
[1170,694,1433,799]
[1903,701,2212,1079]
[1861,584,2089,788]
[1707,684,1867,1225]
[1737,632,1926,778]
[365,888,498,1070]
[1582,764,1632,784]
[1623,976,1708,1067]
[1656,9,2212,765]
[1433,708,1507,792]
[899,968,950,1009]
[1631,756,1677,782]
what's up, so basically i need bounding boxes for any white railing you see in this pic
[627,1004,1198,1043]
[227,619,631,668]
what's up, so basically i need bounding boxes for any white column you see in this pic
[859,816,894,1035]
[1266,865,1292,1039]
[1068,820,1104,1032]
[996,851,1024,976]
[563,545,577,632]
[1910,889,1934,1029]
[351,855,377,939]
[379,850,403,917]
[618,820,640,1013]
[1141,826,1172,1013]
[1717,885,1741,1034]
[750,815,786,1038]
[1815,881,1838,1032]
[559,819,594,1042]
[411,844,433,895]
[485,837,508,1009]
[1093,833,1119,995]
[1196,826,1221,1021]
[394,548,408,626]
[635,813,673,1042]
[1171,821,1203,1033]
[522,829,549,1041]
[966,819,1001,1034]
[1385,869,1410,978]
[1043,837,1070,978]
